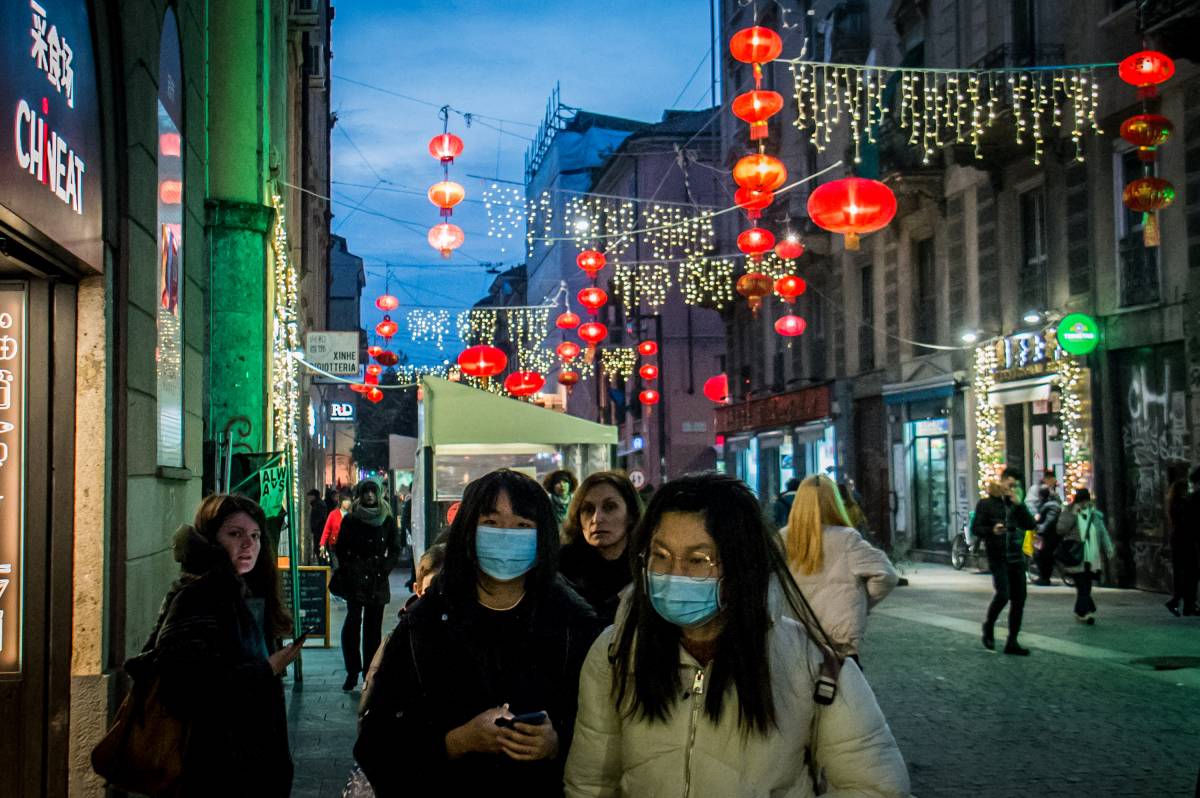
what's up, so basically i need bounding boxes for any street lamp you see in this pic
[1022,309,1044,326]
[960,330,979,344]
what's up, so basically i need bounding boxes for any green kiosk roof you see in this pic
[421,376,618,448]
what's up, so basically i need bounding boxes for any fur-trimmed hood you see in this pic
[985,481,1008,499]
[173,524,236,577]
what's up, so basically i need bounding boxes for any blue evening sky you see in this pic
[330,0,717,365]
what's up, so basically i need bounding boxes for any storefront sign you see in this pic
[258,465,287,519]
[715,385,831,435]
[987,329,1068,383]
[1056,313,1100,356]
[0,286,26,674]
[329,401,355,422]
[1,1,102,271]
[306,331,360,375]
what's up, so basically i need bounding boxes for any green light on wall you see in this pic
[1056,313,1100,356]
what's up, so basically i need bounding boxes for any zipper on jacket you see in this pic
[682,666,706,798]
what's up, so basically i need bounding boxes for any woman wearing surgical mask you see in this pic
[355,469,601,797]
[565,472,910,798]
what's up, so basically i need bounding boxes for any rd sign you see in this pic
[305,332,359,375]
[330,401,355,422]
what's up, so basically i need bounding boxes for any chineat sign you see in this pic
[0,0,102,271]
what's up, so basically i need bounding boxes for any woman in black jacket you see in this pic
[334,478,403,690]
[147,494,299,797]
[355,469,601,797]
[558,470,642,625]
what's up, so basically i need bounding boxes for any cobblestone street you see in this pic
[284,565,1200,797]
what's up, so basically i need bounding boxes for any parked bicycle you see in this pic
[950,519,988,572]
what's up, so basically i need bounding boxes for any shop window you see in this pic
[156,9,185,467]
[914,238,936,345]
[1115,149,1161,307]
[1018,189,1048,317]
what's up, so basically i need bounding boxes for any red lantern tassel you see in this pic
[844,232,861,251]
[1143,211,1160,247]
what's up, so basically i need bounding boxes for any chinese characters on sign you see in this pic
[0,287,25,674]
[29,1,75,107]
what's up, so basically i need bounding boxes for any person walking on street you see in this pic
[772,477,801,529]
[1031,470,1063,586]
[565,472,910,798]
[319,493,352,560]
[559,471,643,625]
[355,469,600,796]
[306,489,329,564]
[1057,489,1116,624]
[543,469,578,531]
[1166,466,1199,616]
[783,475,898,665]
[975,467,1038,655]
[334,479,402,691]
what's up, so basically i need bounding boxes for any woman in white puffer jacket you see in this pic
[565,472,910,798]
[784,476,899,664]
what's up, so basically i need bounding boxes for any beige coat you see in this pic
[784,526,899,658]
[565,589,910,798]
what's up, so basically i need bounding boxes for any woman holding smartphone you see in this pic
[356,469,601,796]
[143,494,299,796]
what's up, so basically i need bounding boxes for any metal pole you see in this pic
[286,447,304,683]
[710,0,718,108]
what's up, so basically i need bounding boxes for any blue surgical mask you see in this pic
[647,572,722,628]
[476,526,538,582]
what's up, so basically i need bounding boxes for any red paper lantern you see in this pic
[1118,50,1174,98]
[807,177,897,250]
[429,132,464,163]
[367,387,384,403]
[556,311,581,330]
[729,26,783,65]
[578,286,608,314]
[775,275,807,304]
[558,370,580,392]
[428,223,465,258]
[577,250,607,278]
[639,364,659,380]
[1120,114,1173,162]
[733,154,787,192]
[1123,176,1176,247]
[736,272,772,315]
[375,315,398,340]
[556,340,581,361]
[735,186,774,220]
[737,227,776,260]
[639,389,661,406]
[367,345,384,358]
[457,344,508,378]
[578,321,608,348]
[504,371,545,397]
[637,340,658,356]
[732,90,784,140]
[428,180,466,217]
[775,236,804,260]
[374,350,399,367]
[702,374,728,403]
[350,382,369,394]
[375,294,400,312]
[365,372,379,387]
[366,364,382,377]
[774,314,807,337]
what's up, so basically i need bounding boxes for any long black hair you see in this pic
[612,472,796,734]
[440,469,561,613]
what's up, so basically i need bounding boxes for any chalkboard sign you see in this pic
[278,566,331,647]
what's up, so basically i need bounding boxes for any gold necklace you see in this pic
[478,591,526,611]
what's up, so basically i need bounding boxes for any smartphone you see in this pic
[292,627,320,646]
[494,711,548,728]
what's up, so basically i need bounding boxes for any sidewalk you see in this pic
[283,572,411,798]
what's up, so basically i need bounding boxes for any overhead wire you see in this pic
[332,74,539,128]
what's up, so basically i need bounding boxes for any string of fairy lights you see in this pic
[269,193,302,523]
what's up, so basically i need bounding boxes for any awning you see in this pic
[883,374,960,406]
[421,376,618,448]
[988,375,1054,407]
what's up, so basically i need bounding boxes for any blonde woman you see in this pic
[784,475,898,665]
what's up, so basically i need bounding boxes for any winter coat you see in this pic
[355,575,602,797]
[140,526,292,797]
[559,540,633,626]
[333,507,402,605]
[972,483,1037,563]
[782,525,899,658]
[1032,488,1063,537]
[1057,505,1115,575]
[319,508,345,548]
[773,490,798,528]
[564,585,911,798]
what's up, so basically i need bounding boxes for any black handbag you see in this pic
[1055,539,1083,568]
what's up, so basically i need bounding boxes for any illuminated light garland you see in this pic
[644,205,715,262]
[564,195,638,259]
[456,306,553,375]
[679,257,736,308]
[1056,356,1092,497]
[600,347,639,382]
[972,342,1003,495]
[269,193,301,522]
[610,262,673,314]
[483,183,525,251]
[406,309,451,350]
[526,191,555,256]
[788,60,1106,166]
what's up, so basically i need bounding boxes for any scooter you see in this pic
[950,519,988,572]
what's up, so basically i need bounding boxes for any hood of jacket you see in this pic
[172,524,237,578]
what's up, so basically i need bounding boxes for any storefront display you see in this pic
[0,286,24,674]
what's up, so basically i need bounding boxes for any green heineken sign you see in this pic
[1056,313,1100,356]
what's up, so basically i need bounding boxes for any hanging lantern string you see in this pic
[528,160,843,243]
[782,57,1118,73]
